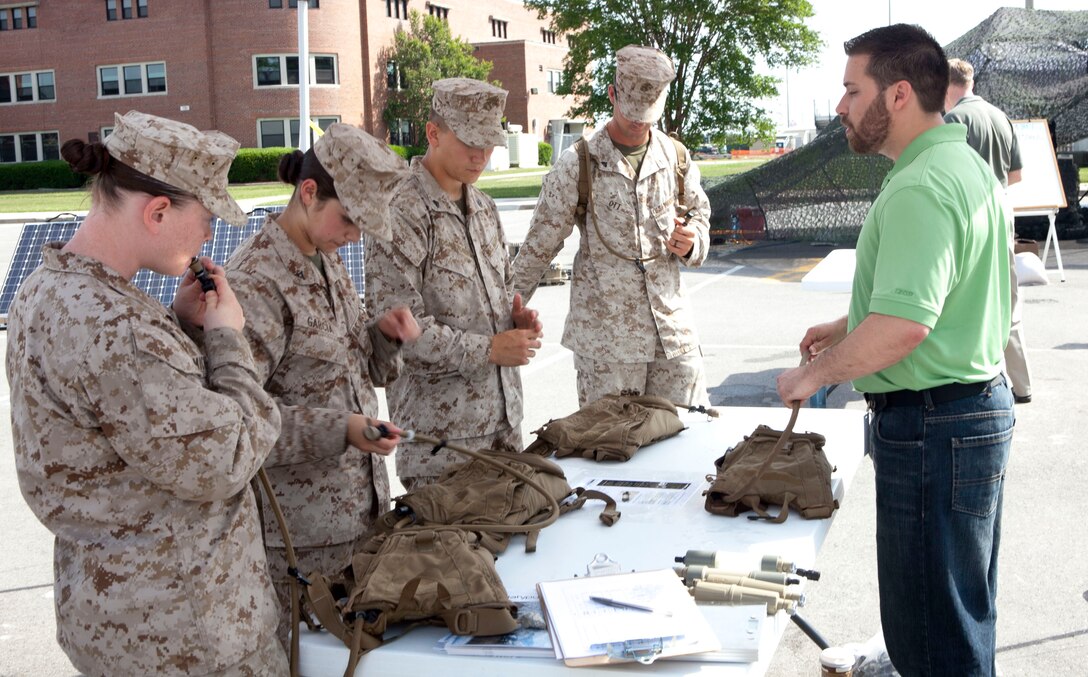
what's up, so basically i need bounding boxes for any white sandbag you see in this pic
[1015,251,1049,286]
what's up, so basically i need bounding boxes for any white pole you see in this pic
[298,1,310,151]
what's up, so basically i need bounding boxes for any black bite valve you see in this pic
[189,257,216,293]
[363,423,392,441]
[795,567,821,581]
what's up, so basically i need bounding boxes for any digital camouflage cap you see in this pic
[312,123,407,241]
[104,110,247,226]
[432,78,508,149]
[614,45,676,124]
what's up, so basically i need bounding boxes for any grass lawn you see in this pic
[0,182,294,214]
[474,158,769,200]
[1080,166,1087,184]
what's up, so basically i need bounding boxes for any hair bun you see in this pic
[277,150,306,185]
[61,139,111,175]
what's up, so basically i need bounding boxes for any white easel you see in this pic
[1008,120,1068,282]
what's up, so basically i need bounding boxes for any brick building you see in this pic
[0,0,579,163]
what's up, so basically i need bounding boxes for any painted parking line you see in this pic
[686,265,745,294]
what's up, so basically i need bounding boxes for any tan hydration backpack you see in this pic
[525,393,691,461]
[370,448,619,554]
[704,404,838,522]
[258,435,619,677]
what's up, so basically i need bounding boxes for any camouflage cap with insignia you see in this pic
[432,78,508,149]
[104,110,247,226]
[614,45,676,124]
[313,123,407,241]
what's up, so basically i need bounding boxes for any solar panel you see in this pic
[0,207,368,324]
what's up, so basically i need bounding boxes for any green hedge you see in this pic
[1,143,427,190]
[390,145,427,161]
[0,160,85,191]
[538,141,553,166]
[227,147,293,184]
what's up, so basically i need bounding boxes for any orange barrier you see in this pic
[730,148,788,157]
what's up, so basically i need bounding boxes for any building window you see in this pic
[107,0,148,21]
[491,18,507,39]
[541,29,556,44]
[288,0,320,7]
[386,0,408,19]
[0,131,60,164]
[257,116,339,148]
[0,70,57,105]
[427,3,448,20]
[389,119,412,147]
[254,54,337,87]
[385,61,407,90]
[547,69,562,94]
[98,62,167,97]
[0,5,38,30]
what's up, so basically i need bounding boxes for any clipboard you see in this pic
[536,568,720,666]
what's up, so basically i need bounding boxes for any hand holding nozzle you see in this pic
[189,257,217,293]
[363,422,393,441]
[667,206,697,256]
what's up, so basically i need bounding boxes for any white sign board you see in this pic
[1007,119,1067,212]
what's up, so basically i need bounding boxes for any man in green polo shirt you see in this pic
[776,24,1014,677]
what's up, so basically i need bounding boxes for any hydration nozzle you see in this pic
[675,550,820,581]
[675,564,800,587]
[689,580,797,615]
[675,566,805,603]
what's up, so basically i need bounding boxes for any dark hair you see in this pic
[277,148,338,202]
[844,24,948,114]
[61,138,195,209]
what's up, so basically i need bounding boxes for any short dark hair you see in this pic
[844,24,948,114]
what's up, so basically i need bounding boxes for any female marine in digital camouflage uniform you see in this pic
[225,124,419,646]
[7,111,288,675]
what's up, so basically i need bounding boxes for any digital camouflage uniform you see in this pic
[227,217,400,638]
[7,246,284,676]
[226,124,407,642]
[367,158,522,485]
[515,134,711,405]
[513,46,711,408]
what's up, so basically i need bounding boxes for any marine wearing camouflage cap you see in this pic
[104,110,247,226]
[431,78,508,149]
[614,45,676,123]
[312,123,406,241]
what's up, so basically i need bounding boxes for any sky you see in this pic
[762,0,1086,130]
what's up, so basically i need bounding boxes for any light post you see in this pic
[297,1,311,151]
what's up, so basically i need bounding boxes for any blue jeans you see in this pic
[869,378,1014,676]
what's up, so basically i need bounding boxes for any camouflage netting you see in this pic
[706,7,1088,243]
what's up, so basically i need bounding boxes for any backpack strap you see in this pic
[668,135,689,208]
[721,401,800,506]
[574,137,590,227]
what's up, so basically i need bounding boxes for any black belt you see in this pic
[864,375,1002,409]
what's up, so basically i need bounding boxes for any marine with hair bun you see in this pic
[6,111,288,675]
[224,124,418,647]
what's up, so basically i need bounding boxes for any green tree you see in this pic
[525,0,822,146]
[383,11,493,146]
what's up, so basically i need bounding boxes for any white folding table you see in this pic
[298,406,867,676]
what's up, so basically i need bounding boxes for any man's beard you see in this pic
[844,92,890,154]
